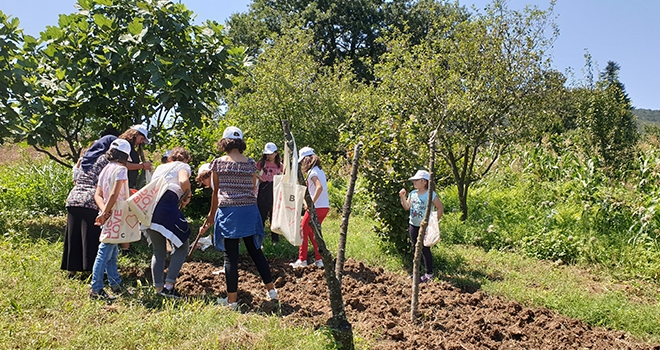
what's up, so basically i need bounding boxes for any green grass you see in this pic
[0,232,337,349]
[0,213,659,348]
[0,153,659,346]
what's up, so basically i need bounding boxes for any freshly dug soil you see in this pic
[157,257,659,349]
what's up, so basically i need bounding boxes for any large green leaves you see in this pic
[0,11,30,143]
[13,0,245,166]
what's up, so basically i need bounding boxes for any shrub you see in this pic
[0,158,71,216]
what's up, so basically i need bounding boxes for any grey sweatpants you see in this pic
[147,228,189,288]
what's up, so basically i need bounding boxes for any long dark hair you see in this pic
[118,129,141,147]
[300,154,322,173]
[258,153,281,170]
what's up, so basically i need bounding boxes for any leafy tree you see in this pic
[225,28,355,155]
[357,0,559,253]
[0,11,33,143]
[227,0,405,81]
[12,0,244,167]
[575,61,639,170]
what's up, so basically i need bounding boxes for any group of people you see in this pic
[60,125,336,306]
[61,122,443,305]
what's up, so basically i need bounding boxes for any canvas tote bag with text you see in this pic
[270,135,307,246]
[100,166,142,244]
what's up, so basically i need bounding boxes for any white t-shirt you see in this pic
[151,161,191,198]
[307,166,329,209]
[97,162,129,204]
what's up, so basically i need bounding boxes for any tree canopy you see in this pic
[3,0,245,166]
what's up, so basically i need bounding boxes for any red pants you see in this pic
[298,208,329,261]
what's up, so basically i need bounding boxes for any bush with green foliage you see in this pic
[437,140,660,282]
[0,158,71,217]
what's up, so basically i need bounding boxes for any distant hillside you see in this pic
[633,108,660,130]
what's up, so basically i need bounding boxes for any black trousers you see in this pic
[257,181,278,242]
[61,206,101,272]
[408,224,434,275]
[224,236,273,293]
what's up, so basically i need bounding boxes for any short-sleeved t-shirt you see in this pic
[408,190,438,227]
[210,158,258,207]
[256,161,281,182]
[151,161,191,198]
[307,166,329,209]
[97,162,129,204]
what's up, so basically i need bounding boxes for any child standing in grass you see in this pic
[290,147,329,269]
[399,169,444,283]
[256,142,282,245]
[90,139,132,300]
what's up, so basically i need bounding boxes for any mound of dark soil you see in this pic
[165,257,658,349]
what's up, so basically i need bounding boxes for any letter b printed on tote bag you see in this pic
[271,135,307,246]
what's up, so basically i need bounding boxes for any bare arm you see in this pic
[310,175,323,204]
[95,179,126,226]
[125,161,153,172]
[178,168,192,207]
[94,186,105,212]
[399,189,410,211]
[433,195,444,220]
[200,171,219,234]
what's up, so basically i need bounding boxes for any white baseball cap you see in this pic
[408,170,430,181]
[198,163,210,173]
[130,124,150,144]
[222,126,243,140]
[110,139,132,161]
[263,142,278,155]
[298,146,315,162]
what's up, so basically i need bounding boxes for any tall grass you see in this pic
[436,144,660,283]
[0,156,71,216]
[1,148,659,346]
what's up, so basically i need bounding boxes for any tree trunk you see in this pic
[336,142,363,283]
[445,149,470,221]
[281,120,354,350]
[458,183,469,221]
[411,131,437,321]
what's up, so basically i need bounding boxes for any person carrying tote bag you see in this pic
[270,135,307,246]
[98,159,142,245]
[90,139,135,300]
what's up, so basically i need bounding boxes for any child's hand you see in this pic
[95,211,111,226]
[399,188,407,198]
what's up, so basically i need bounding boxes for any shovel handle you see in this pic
[187,227,205,260]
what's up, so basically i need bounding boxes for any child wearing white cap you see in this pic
[89,139,132,300]
[290,147,330,269]
[398,169,444,283]
[256,142,282,244]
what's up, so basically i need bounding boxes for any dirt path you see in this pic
[143,257,658,349]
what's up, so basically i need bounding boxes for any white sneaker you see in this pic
[314,259,324,267]
[217,297,238,310]
[267,288,278,301]
[289,259,308,268]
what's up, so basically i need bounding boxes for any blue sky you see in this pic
[3,0,658,110]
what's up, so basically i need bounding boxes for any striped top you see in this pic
[210,158,258,207]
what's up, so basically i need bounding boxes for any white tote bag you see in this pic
[127,175,168,227]
[100,167,142,244]
[270,135,307,246]
[423,211,441,247]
